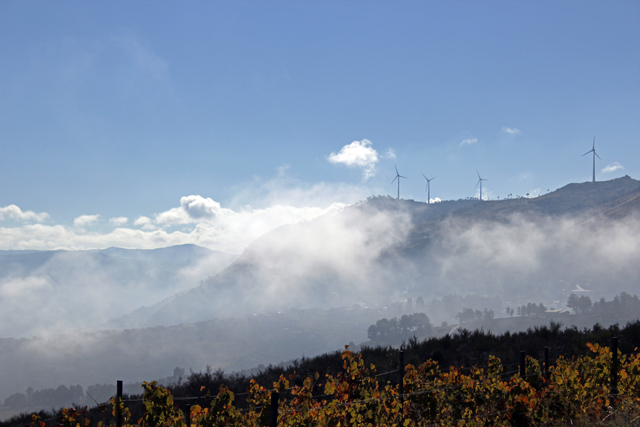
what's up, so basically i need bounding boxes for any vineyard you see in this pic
[26,340,640,427]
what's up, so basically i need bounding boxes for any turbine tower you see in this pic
[422,173,435,204]
[476,170,488,201]
[391,165,407,200]
[582,136,601,183]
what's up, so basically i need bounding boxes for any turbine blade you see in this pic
[595,152,601,160]
[395,165,399,175]
[422,173,427,180]
[582,150,592,156]
[391,177,398,184]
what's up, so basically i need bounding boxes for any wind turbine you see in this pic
[582,136,601,183]
[475,170,488,201]
[422,173,435,204]
[391,165,407,200]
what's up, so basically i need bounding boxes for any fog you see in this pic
[138,197,640,329]
[6,196,640,338]
[0,248,237,338]
[428,213,640,301]
[3,186,640,412]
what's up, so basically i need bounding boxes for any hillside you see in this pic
[127,176,640,327]
[4,176,640,415]
[3,318,640,425]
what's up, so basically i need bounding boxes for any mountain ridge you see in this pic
[126,176,640,328]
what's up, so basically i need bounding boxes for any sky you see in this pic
[1,0,639,253]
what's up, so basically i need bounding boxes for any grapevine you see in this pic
[19,344,640,426]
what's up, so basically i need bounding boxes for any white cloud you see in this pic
[134,216,152,226]
[73,214,99,228]
[0,205,49,222]
[0,173,372,254]
[155,195,230,225]
[328,139,380,180]
[0,201,348,254]
[109,217,128,226]
[460,138,478,147]
[502,127,520,134]
[383,148,396,159]
[602,162,624,174]
[0,168,377,254]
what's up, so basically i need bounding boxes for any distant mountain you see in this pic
[0,244,238,338]
[127,176,640,327]
[97,244,217,266]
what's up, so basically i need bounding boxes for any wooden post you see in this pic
[270,391,279,427]
[185,404,191,427]
[399,350,405,423]
[519,351,526,377]
[399,350,405,402]
[611,336,619,402]
[544,347,550,380]
[116,380,122,427]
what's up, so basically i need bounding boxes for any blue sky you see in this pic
[1,0,638,252]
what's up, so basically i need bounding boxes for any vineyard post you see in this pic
[116,380,122,427]
[399,350,404,402]
[399,350,405,423]
[185,404,191,427]
[519,351,525,378]
[610,336,619,402]
[270,391,279,427]
[544,347,549,380]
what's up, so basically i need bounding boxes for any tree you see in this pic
[576,295,592,314]
[567,294,579,314]
[368,314,432,345]
[4,393,28,409]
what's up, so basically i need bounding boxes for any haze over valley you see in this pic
[2,176,640,412]
[1,0,639,421]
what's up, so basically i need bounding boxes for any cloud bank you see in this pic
[0,205,49,222]
[0,175,372,254]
